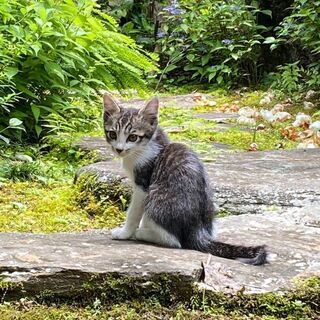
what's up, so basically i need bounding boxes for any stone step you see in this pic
[0,210,319,300]
[76,147,320,215]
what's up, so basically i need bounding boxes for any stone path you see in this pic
[0,209,319,298]
[2,94,319,302]
[77,148,320,215]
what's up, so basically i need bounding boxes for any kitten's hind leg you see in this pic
[135,215,181,248]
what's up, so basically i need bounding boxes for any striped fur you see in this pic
[103,94,267,265]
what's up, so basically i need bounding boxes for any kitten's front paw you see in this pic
[111,227,133,240]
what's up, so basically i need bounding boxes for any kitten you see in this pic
[103,94,267,265]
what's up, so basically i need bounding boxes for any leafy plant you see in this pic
[156,0,271,87]
[272,61,302,93]
[0,0,156,143]
[266,0,320,91]
[100,0,160,50]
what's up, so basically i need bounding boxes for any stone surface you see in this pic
[76,148,320,215]
[194,112,238,122]
[0,210,319,298]
[74,137,114,161]
[117,93,213,110]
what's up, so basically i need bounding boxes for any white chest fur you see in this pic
[121,143,160,182]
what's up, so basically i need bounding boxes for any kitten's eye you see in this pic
[127,134,138,142]
[108,131,117,140]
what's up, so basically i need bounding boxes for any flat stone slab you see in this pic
[117,93,213,110]
[194,111,239,122]
[77,148,320,215]
[0,210,319,299]
[74,137,115,161]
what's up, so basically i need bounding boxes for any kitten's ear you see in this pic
[139,97,159,124]
[103,94,120,115]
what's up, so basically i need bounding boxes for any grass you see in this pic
[0,89,319,319]
[0,141,125,233]
[0,89,309,233]
[0,302,290,320]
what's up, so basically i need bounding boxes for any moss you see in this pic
[216,208,232,217]
[75,172,131,212]
[0,181,124,233]
[190,276,320,319]
[0,277,318,319]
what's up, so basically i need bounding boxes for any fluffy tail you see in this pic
[195,239,267,266]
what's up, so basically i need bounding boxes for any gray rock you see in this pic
[0,209,319,299]
[76,147,320,215]
[208,149,320,214]
[74,137,114,161]
[117,93,214,110]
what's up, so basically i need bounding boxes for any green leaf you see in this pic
[31,104,41,123]
[16,84,38,99]
[261,10,272,17]
[217,75,223,84]
[264,37,276,44]
[187,54,195,62]
[35,124,42,137]
[231,53,239,60]
[38,7,47,21]
[9,118,23,127]
[201,55,210,66]
[70,80,80,87]
[208,73,216,82]
[0,134,10,144]
[31,43,42,56]
[165,64,177,73]
[5,67,19,79]
[44,62,65,82]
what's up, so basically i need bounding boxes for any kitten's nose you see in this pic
[115,148,123,154]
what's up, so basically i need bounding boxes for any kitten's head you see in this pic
[103,94,159,157]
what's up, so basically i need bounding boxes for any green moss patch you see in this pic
[0,181,124,233]
[0,276,318,319]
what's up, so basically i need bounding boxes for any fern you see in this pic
[0,0,157,142]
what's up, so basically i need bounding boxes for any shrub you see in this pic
[0,0,156,143]
[266,0,320,91]
[156,0,271,87]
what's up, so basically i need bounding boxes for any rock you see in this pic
[271,103,284,113]
[293,113,312,128]
[74,137,114,161]
[303,101,315,110]
[237,116,256,126]
[0,231,201,301]
[0,209,319,299]
[207,149,320,214]
[273,111,292,122]
[305,90,318,101]
[310,121,320,132]
[260,109,275,122]
[297,142,318,149]
[238,107,257,118]
[259,92,274,106]
[118,94,214,110]
[75,161,132,208]
[76,146,320,215]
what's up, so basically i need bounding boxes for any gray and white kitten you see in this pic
[103,94,267,265]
